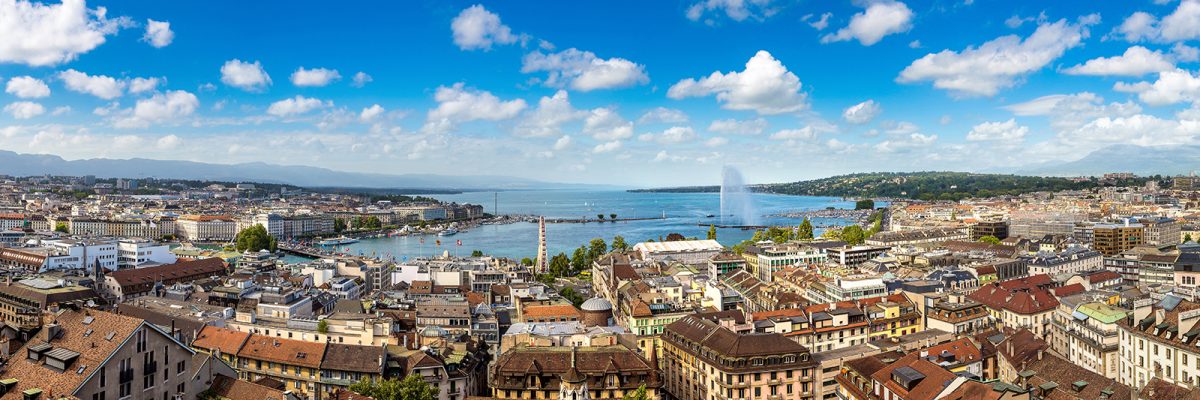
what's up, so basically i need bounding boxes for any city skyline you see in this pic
[2,0,1200,186]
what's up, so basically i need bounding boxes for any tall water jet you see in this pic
[719,166,760,226]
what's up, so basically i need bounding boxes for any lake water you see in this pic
[333,190,860,261]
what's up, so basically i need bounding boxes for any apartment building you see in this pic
[1093,223,1144,256]
[176,214,238,241]
[1049,294,1126,379]
[489,345,660,400]
[967,274,1059,336]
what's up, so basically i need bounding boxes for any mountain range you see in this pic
[1017,144,1200,177]
[0,150,599,191]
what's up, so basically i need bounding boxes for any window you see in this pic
[136,329,147,352]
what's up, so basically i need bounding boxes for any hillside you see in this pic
[633,171,1153,201]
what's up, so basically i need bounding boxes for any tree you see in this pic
[841,225,866,245]
[977,235,1002,245]
[54,222,68,233]
[624,384,649,400]
[611,235,629,252]
[521,257,535,266]
[560,287,585,307]
[707,224,717,240]
[317,319,329,334]
[597,214,605,221]
[587,238,608,261]
[334,218,347,233]
[471,250,484,257]
[855,199,875,210]
[666,233,686,241]
[798,218,814,240]
[610,213,617,221]
[549,253,570,277]
[571,246,589,273]
[235,224,275,252]
[350,374,436,400]
[1185,233,1194,243]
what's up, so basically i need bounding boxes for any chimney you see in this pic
[43,323,62,342]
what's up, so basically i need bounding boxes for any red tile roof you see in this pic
[968,275,1059,315]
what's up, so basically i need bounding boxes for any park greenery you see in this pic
[350,374,437,400]
[235,224,277,252]
[977,235,1002,245]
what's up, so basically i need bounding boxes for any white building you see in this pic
[632,239,723,265]
[117,239,177,268]
[43,238,118,271]
[176,214,238,241]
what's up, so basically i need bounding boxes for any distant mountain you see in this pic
[0,150,596,190]
[1018,144,1200,176]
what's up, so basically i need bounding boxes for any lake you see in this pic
[333,190,861,261]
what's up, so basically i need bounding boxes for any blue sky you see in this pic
[1,0,1199,186]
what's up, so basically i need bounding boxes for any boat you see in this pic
[438,228,459,236]
[319,236,359,246]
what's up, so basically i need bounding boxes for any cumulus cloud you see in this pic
[769,127,818,141]
[640,126,697,144]
[1005,92,1141,131]
[966,119,1028,142]
[637,107,689,124]
[351,72,373,88]
[142,19,173,48]
[708,118,767,135]
[685,0,779,24]
[4,101,45,119]
[514,90,587,138]
[875,132,937,152]
[1062,46,1174,76]
[553,135,572,151]
[115,90,199,128]
[668,50,807,114]
[424,83,527,133]
[128,77,162,94]
[0,0,130,66]
[220,59,272,91]
[1114,68,1200,105]
[1114,1,1200,43]
[5,76,50,98]
[360,104,385,122]
[267,95,330,117]
[583,107,634,141]
[821,1,913,46]
[592,140,622,153]
[291,67,341,87]
[843,100,882,124]
[705,137,729,147]
[58,69,125,99]
[451,4,519,51]
[522,48,649,91]
[156,134,181,150]
[898,15,1098,97]
[1174,43,1200,62]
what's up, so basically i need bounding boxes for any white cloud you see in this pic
[708,118,767,135]
[668,50,807,114]
[843,99,882,124]
[1114,0,1200,43]
[58,69,125,99]
[966,119,1028,142]
[1114,68,1200,105]
[522,48,649,91]
[641,126,697,144]
[686,0,779,23]
[1173,43,1200,62]
[4,101,45,119]
[592,140,622,153]
[451,4,519,51]
[821,1,913,46]
[220,59,272,91]
[0,0,129,66]
[583,107,634,140]
[1063,46,1174,76]
[156,134,181,150]
[50,106,70,116]
[360,104,385,122]
[705,137,729,147]
[128,77,161,94]
[908,40,921,49]
[637,107,689,124]
[514,90,586,138]
[875,133,937,152]
[5,76,50,98]
[352,72,372,88]
[142,19,173,48]
[898,15,1098,97]
[1055,114,1199,149]
[802,12,832,30]
[652,150,688,162]
[424,83,527,133]
[769,127,818,140]
[290,67,341,87]
[267,95,330,117]
[553,135,572,151]
[1005,92,1141,131]
[115,90,199,128]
